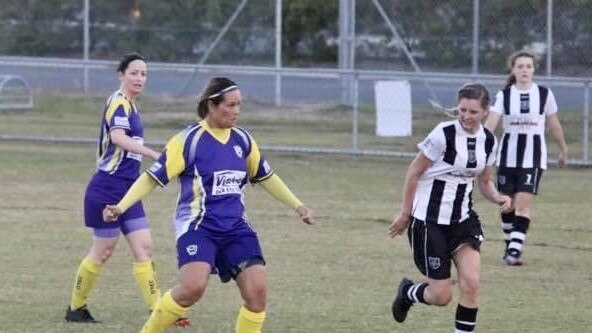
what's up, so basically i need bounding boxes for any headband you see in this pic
[207,85,238,99]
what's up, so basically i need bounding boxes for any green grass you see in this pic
[3,91,589,159]
[0,93,591,332]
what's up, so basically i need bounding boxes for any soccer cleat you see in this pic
[65,305,100,323]
[391,278,414,323]
[148,310,192,328]
[172,317,192,328]
[503,249,523,266]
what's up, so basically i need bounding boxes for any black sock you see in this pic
[501,211,515,249]
[405,282,428,304]
[455,304,478,332]
[508,216,530,257]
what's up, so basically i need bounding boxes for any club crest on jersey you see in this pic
[212,170,246,195]
[233,145,243,158]
[428,256,441,270]
[498,175,506,185]
[186,244,198,256]
[468,150,476,164]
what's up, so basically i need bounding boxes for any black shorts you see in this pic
[407,214,484,280]
[497,167,543,195]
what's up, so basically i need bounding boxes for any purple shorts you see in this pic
[176,225,265,283]
[84,172,148,235]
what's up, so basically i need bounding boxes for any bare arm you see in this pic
[476,165,511,211]
[546,113,568,167]
[484,112,502,133]
[111,128,160,161]
[389,152,432,238]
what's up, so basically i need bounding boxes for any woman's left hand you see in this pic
[103,205,123,222]
[296,205,315,225]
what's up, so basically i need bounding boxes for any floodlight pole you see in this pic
[546,0,553,76]
[471,0,480,74]
[275,0,282,106]
[83,0,90,95]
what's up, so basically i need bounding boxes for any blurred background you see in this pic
[0,0,591,162]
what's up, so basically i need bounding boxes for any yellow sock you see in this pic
[133,261,161,311]
[140,290,188,333]
[69,256,102,310]
[235,305,266,333]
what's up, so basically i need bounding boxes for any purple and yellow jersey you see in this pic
[146,121,273,239]
[96,90,145,180]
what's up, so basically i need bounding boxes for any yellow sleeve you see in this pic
[246,136,262,179]
[259,174,302,210]
[105,96,131,121]
[116,173,158,212]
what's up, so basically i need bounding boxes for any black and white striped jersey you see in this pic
[491,83,557,169]
[412,120,497,225]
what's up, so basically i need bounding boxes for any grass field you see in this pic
[0,93,591,332]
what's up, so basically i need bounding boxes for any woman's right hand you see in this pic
[103,205,123,222]
[389,212,411,238]
[557,147,568,167]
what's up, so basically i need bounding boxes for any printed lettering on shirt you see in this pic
[149,161,163,174]
[508,115,539,130]
[418,136,442,160]
[212,170,246,196]
[114,116,131,128]
[127,136,144,161]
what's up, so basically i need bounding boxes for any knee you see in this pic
[242,281,267,312]
[429,286,453,306]
[459,276,480,303]
[133,240,153,261]
[177,279,208,306]
[92,244,117,263]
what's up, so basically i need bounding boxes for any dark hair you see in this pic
[503,50,536,89]
[457,83,490,111]
[117,52,145,73]
[196,77,238,119]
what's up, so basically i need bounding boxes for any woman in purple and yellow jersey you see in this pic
[103,77,315,333]
[65,53,181,325]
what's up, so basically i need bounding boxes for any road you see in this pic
[0,64,587,110]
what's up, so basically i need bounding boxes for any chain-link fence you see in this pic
[2,1,592,74]
[0,0,591,164]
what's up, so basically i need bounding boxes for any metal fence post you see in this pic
[352,73,359,151]
[583,81,590,163]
